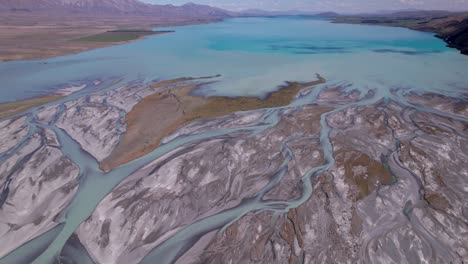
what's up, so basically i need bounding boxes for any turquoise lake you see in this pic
[0,16,468,103]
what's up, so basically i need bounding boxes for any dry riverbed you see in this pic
[1,73,467,264]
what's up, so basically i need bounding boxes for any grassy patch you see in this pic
[76,30,173,43]
[0,96,63,119]
[185,80,323,122]
[101,76,325,170]
[337,150,393,201]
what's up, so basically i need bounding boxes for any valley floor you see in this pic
[0,13,220,61]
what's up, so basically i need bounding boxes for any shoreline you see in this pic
[0,16,224,62]
[331,13,468,55]
[3,14,464,62]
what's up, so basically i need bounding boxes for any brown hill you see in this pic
[0,0,233,18]
[0,0,234,61]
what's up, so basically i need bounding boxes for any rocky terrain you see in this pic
[0,74,467,264]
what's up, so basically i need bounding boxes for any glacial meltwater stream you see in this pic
[0,16,467,264]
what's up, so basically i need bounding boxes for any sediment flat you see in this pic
[100,77,325,170]
[1,74,467,264]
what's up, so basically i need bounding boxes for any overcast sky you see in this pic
[142,0,468,12]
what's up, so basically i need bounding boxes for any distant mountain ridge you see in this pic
[0,0,234,18]
[240,9,319,16]
[239,9,339,17]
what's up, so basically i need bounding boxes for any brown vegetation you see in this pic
[100,77,324,170]
[0,14,218,61]
[336,150,393,201]
[0,95,63,119]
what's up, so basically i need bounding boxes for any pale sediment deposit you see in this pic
[0,127,80,259]
[0,75,467,264]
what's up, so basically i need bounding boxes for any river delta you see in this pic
[0,17,467,264]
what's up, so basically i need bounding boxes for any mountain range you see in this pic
[239,9,339,17]
[0,0,234,18]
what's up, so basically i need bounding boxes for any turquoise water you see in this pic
[1,16,467,103]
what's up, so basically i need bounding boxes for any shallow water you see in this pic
[1,17,467,103]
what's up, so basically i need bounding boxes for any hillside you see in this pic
[333,11,468,55]
[0,0,233,19]
[239,9,321,17]
[0,0,234,61]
